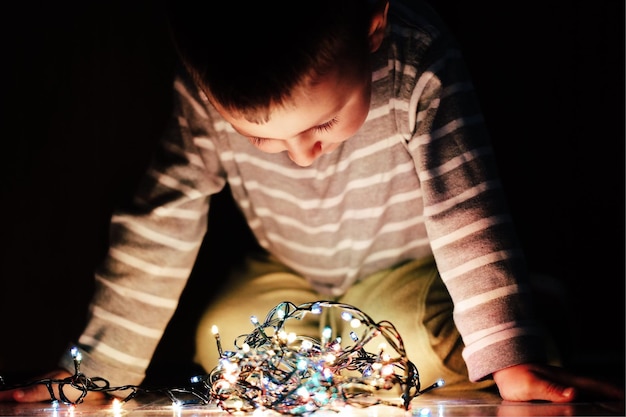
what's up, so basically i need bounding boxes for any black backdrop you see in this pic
[0,0,623,386]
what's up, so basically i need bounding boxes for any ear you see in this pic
[368,0,389,52]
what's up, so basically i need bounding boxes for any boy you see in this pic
[1,0,622,404]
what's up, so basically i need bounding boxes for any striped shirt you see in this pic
[61,0,546,387]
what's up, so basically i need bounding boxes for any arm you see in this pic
[407,29,546,384]
[57,71,226,389]
[403,7,623,402]
[0,71,226,403]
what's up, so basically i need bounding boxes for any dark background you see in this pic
[0,1,623,387]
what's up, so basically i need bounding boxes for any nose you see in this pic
[286,140,324,167]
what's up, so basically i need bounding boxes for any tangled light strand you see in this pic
[203,301,444,414]
[0,301,443,415]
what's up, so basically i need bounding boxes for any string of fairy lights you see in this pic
[0,301,444,415]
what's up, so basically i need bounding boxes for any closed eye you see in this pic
[247,117,338,148]
[313,117,338,133]
[248,137,267,146]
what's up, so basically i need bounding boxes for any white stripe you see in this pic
[440,250,522,283]
[225,132,401,180]
[408,52,466,131]
[161,140,205,169]
[148,169,204,200]
[91,306,162,339]
[247,162,417,211]
[152,205,204,220]
[411,114,484,149]
[78,335,151,368]
[177,115,189,128]
[95,274,179,309]
[275,238,429,280]
[462,325,541,358]
[258,191,421,235]
[419,146,492,180]
[360,237,430,264]
[454,284,521,314]
[193,136,216,151]
[174,79,209,120]
[430,215,510,250]
[266,215,424,255]
[442,81,474,98]
[111,216,203,251]
[409,70,437,131]
[367,102,397,119]
[422,180,500,217]
[108,248,192,278]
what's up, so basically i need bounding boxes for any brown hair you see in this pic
[166,0,375,123]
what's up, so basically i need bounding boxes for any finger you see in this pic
[0,389,19,402]
[527,381,575,403]
[499,377,575,403]
[536,368,625,401]
[12,385,55,403]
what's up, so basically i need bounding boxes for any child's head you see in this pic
[166,0,389,166]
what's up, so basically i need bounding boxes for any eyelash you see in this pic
[249,137,266,146]
[313,117,338,133]
[249,117,338,146]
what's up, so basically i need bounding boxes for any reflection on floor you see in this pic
[0,389,623,417]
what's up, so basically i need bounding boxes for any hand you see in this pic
[0,369,106,403]
[493,363,625,403]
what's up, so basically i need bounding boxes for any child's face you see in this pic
[213,68,372,167]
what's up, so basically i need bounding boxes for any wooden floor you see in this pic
[0,389,623,417]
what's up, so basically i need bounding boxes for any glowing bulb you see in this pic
[314,391,328,403]
[381,364,394,376]
[297,359,308,371]
[322,326,332,340]
[212,325,223,356]
[348,319,360,329]
[296,386,310,399]
[70,347,82,362]
[111,398,123,416]
[341,311,352,321]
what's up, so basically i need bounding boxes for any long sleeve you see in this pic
[395,2,548,380]
[60,73,227,387]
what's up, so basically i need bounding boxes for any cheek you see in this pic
[333,104,369,143]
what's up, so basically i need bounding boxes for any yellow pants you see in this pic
[194,251,494,392]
